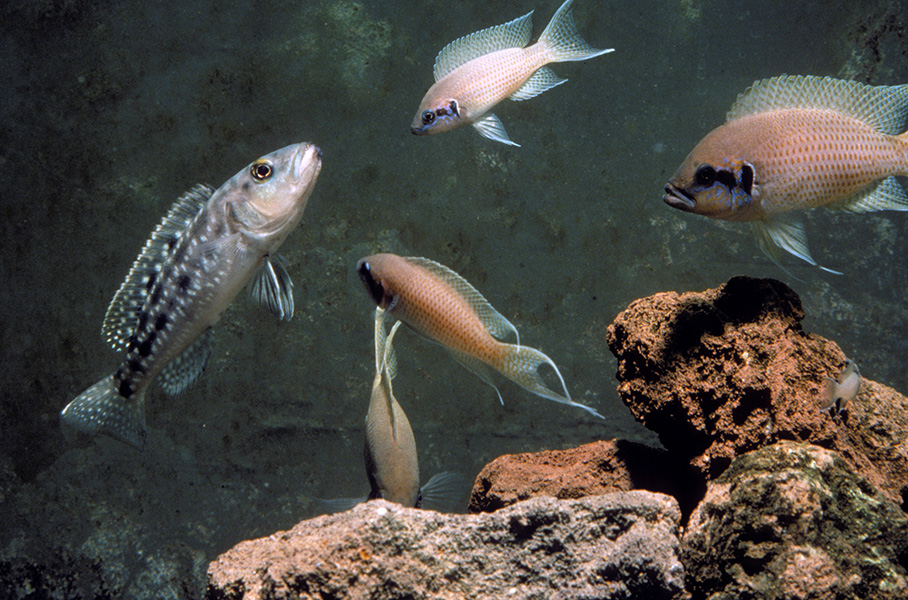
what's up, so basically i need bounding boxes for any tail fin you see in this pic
[539,0,614,62]
[419,472,470,513]
[60,375,147,448]
[499,343,603,418]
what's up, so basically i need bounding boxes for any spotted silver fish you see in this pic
[61,142,323,447]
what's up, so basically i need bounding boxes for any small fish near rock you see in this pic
[363,309,466,511]
[410,0,613,146]
[664,75,908,272]
[61,143,323,448]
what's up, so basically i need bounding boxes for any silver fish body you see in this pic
[61,142,322,447]
[365,314,420,507]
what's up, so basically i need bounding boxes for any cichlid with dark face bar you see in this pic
[410,0,613,146]
[61,142,322,447]
[664,75,908,272]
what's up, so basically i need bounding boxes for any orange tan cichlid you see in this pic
[410,0,613,147]
[356,254,602,418]
[664,75,908,273]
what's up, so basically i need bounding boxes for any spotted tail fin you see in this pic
[60,374,147,448]
[499,343,603,418]
[538,0,614,63]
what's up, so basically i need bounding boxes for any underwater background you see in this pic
[1,0,907,597]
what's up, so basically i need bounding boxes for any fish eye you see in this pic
[695,165,716,186]
[422,110,436,125]
[250,160,273,182]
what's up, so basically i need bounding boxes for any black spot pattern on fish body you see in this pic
[118,377,134,398]
[137,312,149,333]
[128,358,146,374]
[178,274,192,292]
[145,273,156,292]
[149,285,163,307]
[154,313,169,331]
[137,332,156,358]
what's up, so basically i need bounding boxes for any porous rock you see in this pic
[206,492,687,600]
[469,439,701,517]
[606,276,908,507]
[682,441,908,600]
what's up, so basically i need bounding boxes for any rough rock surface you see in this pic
[469,438,701,517]
[606,276,908,507]
[682,441,908,600]
[206,492,687,600]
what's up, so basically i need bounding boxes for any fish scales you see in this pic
[663,75,908,271]
[431,46,551,119]
[62,143,323,447]
[386,258,504,366]
[356,253,603,418]
[410,0,612,146]
[707,110,908,216]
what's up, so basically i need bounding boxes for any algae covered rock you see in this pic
[606,275,908,507]
[682,441,908,600]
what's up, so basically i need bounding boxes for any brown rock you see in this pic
[469,439,701,517]
[682,441,908,600]
[206,493,688,600]
[606,276,908,508]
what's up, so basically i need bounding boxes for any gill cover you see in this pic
[357,259,395,310]
[411,100,461,135]
[666,158,758,220]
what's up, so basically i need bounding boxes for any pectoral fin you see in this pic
[473,114,520,147]
[250,255,295,321]
[753,218,841,275]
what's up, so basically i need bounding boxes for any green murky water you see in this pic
[1,0,906,597]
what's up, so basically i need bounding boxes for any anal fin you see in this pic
[509,67,567,101]
[159,329,214,396]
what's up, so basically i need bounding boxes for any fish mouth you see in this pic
[410,126,428,136]
[663,183,696,211]
[293,143,323,182]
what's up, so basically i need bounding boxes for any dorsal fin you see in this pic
[433,11,533,81]
[727,75,908,135]
[101,184,213,350]
[405,257,519,345]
